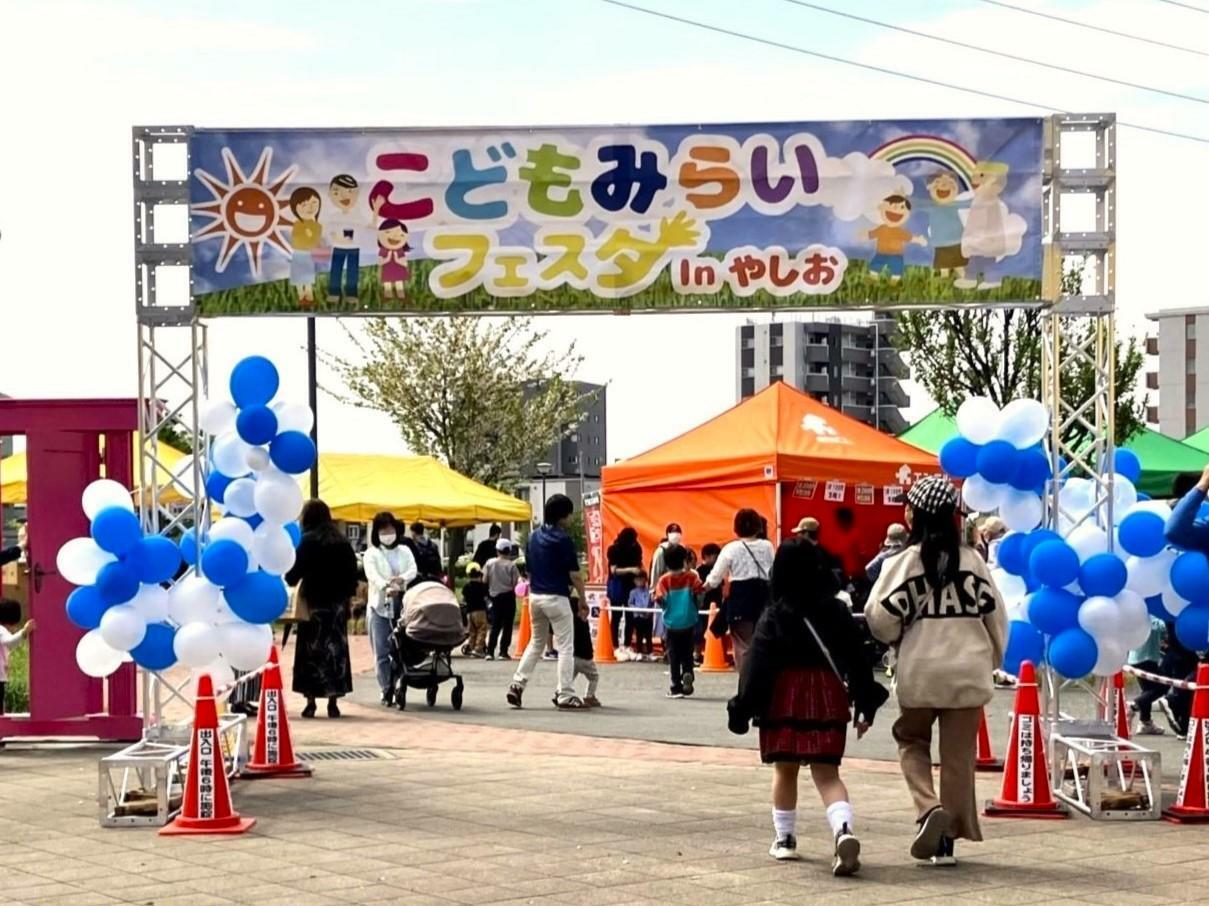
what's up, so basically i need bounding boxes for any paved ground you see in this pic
[2,634,1208,905]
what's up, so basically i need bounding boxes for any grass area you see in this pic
[196,255,1043,316]
[4,643,27,713]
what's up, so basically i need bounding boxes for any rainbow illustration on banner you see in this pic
[870,134,979,190]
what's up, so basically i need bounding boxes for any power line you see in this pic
[977,0,1209,58]
[779,0,1209,106]
[596,0,1209,145]
[1156,0,1209,12]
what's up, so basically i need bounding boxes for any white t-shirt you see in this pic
[327,205,368,248]
[0,624,27,682]
[706,538,775,587]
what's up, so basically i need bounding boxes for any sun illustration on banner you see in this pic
[192,147,299,276]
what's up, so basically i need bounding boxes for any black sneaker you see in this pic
[930,835,956,867]
[506,683,524,709]
[769,834,800,861]
[681,671,695,696]
[910,806,951,860]
[833,824,861,876]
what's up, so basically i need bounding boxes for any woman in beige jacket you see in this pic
[865,476,1007,866]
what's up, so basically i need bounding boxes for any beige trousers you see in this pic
[892,706,983,842]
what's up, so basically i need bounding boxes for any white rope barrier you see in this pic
[1121,663,1201,692]
[214,660,274,698]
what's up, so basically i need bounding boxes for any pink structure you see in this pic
[0,399,142,741]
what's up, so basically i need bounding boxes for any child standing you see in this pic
[627,572,655,660]
[461,563,489,658]
[569,593,601,707]
[653,545,705,698]
[0,599,35,715]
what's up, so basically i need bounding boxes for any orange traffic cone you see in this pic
[241,646,312,780]
[160,674,256,836]
[984,661,1066,819]
[975,707,1003,772]
[1109,672,1131,741]
[594,601,617,664]
[701,603,731,673]
[1164,663,1209,824]
[514,596,532,657]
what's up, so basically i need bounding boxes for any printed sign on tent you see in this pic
[824,480,846,502]
[884,486,904,505]
[792,480,818,499]
[187,118,1045,316]
[855,483,875,505]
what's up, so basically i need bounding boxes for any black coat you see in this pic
[286,529,359,609]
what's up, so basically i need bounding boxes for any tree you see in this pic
[895,262,1146,444]
[323,317,594,573]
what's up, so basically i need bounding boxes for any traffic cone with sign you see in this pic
[984,661,1066,818]
[160,673,256,836]
[514,595,532,658]
[1164,663,1209,824]
[1110,672,1132,741]
[701,603,731,673]
[241,646,312,780]
[975,707,1003,772]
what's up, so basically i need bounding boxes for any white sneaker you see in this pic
[953,278,977,289]
[832,826,861,876]
[769,834,801,861]
[978,280,1002,290]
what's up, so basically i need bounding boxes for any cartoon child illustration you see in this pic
[916,171,972,280]
[957,161,1026,290]
[324,174,384,304]
[287,187,322,307]
[867,195,926,281]
[377,219,411,301]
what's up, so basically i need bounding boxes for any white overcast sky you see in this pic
[1,0,1206,461]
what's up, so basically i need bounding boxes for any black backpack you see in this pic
[412,538,444,579]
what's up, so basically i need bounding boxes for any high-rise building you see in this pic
[520,381,607,515]
[735,318,910,433]
[1145,307,1209,437]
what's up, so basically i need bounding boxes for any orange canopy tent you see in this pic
[600,382,939,574]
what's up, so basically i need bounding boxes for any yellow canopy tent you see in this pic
[312,453,530,526]
[1,440,189,505]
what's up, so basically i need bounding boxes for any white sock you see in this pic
[772,808,796,840]
[826,801,854,837]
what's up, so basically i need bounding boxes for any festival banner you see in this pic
[188,118,1045,315]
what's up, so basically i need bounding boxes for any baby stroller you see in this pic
[390,580,467,710]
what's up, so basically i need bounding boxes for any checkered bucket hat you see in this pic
[906,475,960,515]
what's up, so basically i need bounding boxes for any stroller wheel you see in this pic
[451,683,464,711]
[426,685,439,707]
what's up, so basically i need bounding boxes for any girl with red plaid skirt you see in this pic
[727,539,888,877]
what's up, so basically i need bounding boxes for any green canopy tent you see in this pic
[898,410,1209,499]
[1184,425,1209,454]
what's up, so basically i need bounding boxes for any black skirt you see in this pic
[292,604,353,699]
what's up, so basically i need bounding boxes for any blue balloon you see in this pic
[1171,552,1209,604]
[1115,448,1142,484]
[130,623,178,671]
[230,355,280,408]
[90,507,143,556]
[1030,539,1080,589]
[270,430,317,475]
[976,440,1019,485]
[236,404,278,446]
[1145,594,1169,619]
[224,571,289,624]
[96,561,139,606]
[939,437,981,479]
[66,586,109,630]
[998,532,1029,576]
[1079,553,1128,598]
[1003,620,1045,674]
[1009,448,1051,493]
[1049,627,1099,679]
[284,522,302,547]
[200,539,249,588]
[1175,605,1209,652]
[240,513,264,530]
[1027,587,1083,635]
[127,536,181,585]
[1022,528,1061,563]
[1118,511,1166,559]
[179,532,204,567]
[206,471,233,504]
[1138,493,1151,502]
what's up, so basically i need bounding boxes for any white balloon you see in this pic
[1116,590,1152,649]
[1000,489,1043,532]
[272,401,314,434]
[245,447,271,472]
[99,604,147,651]
[1110,473,1138,516]
[173,621,222,668]
[212,431,253,478]
[1126,550,1176,598]
[962,474,1005,513]
[56,537,118,586]
[200,399,237,435]
[254,472,304,524]
[957,396,1001,445]
[1126,499,1173,522]
[217,621,273,671]
[1066,522,1109,562]
[1059,477,1095,524]
[996,399,1049,449]
[991,569,1028,603]
[1078,595,1122,640]
[130,584,170,624]
[1161,586,1191,618]
[82,479,135,520]
[190,655,235,696]
[168,574,222,625]
[223,478,258,518]
[212,597,242,624]
[1007,600,1029,622]
[1092,638,1129,678]
[76,630,125,678]
[209,516,255,552]
[252,522,296,575]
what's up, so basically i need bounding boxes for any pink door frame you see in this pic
[0,399,143,741]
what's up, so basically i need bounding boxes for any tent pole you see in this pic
[775,481,783,542]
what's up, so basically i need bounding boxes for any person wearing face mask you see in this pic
[363,512,417,705]
[649,522,683,593]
